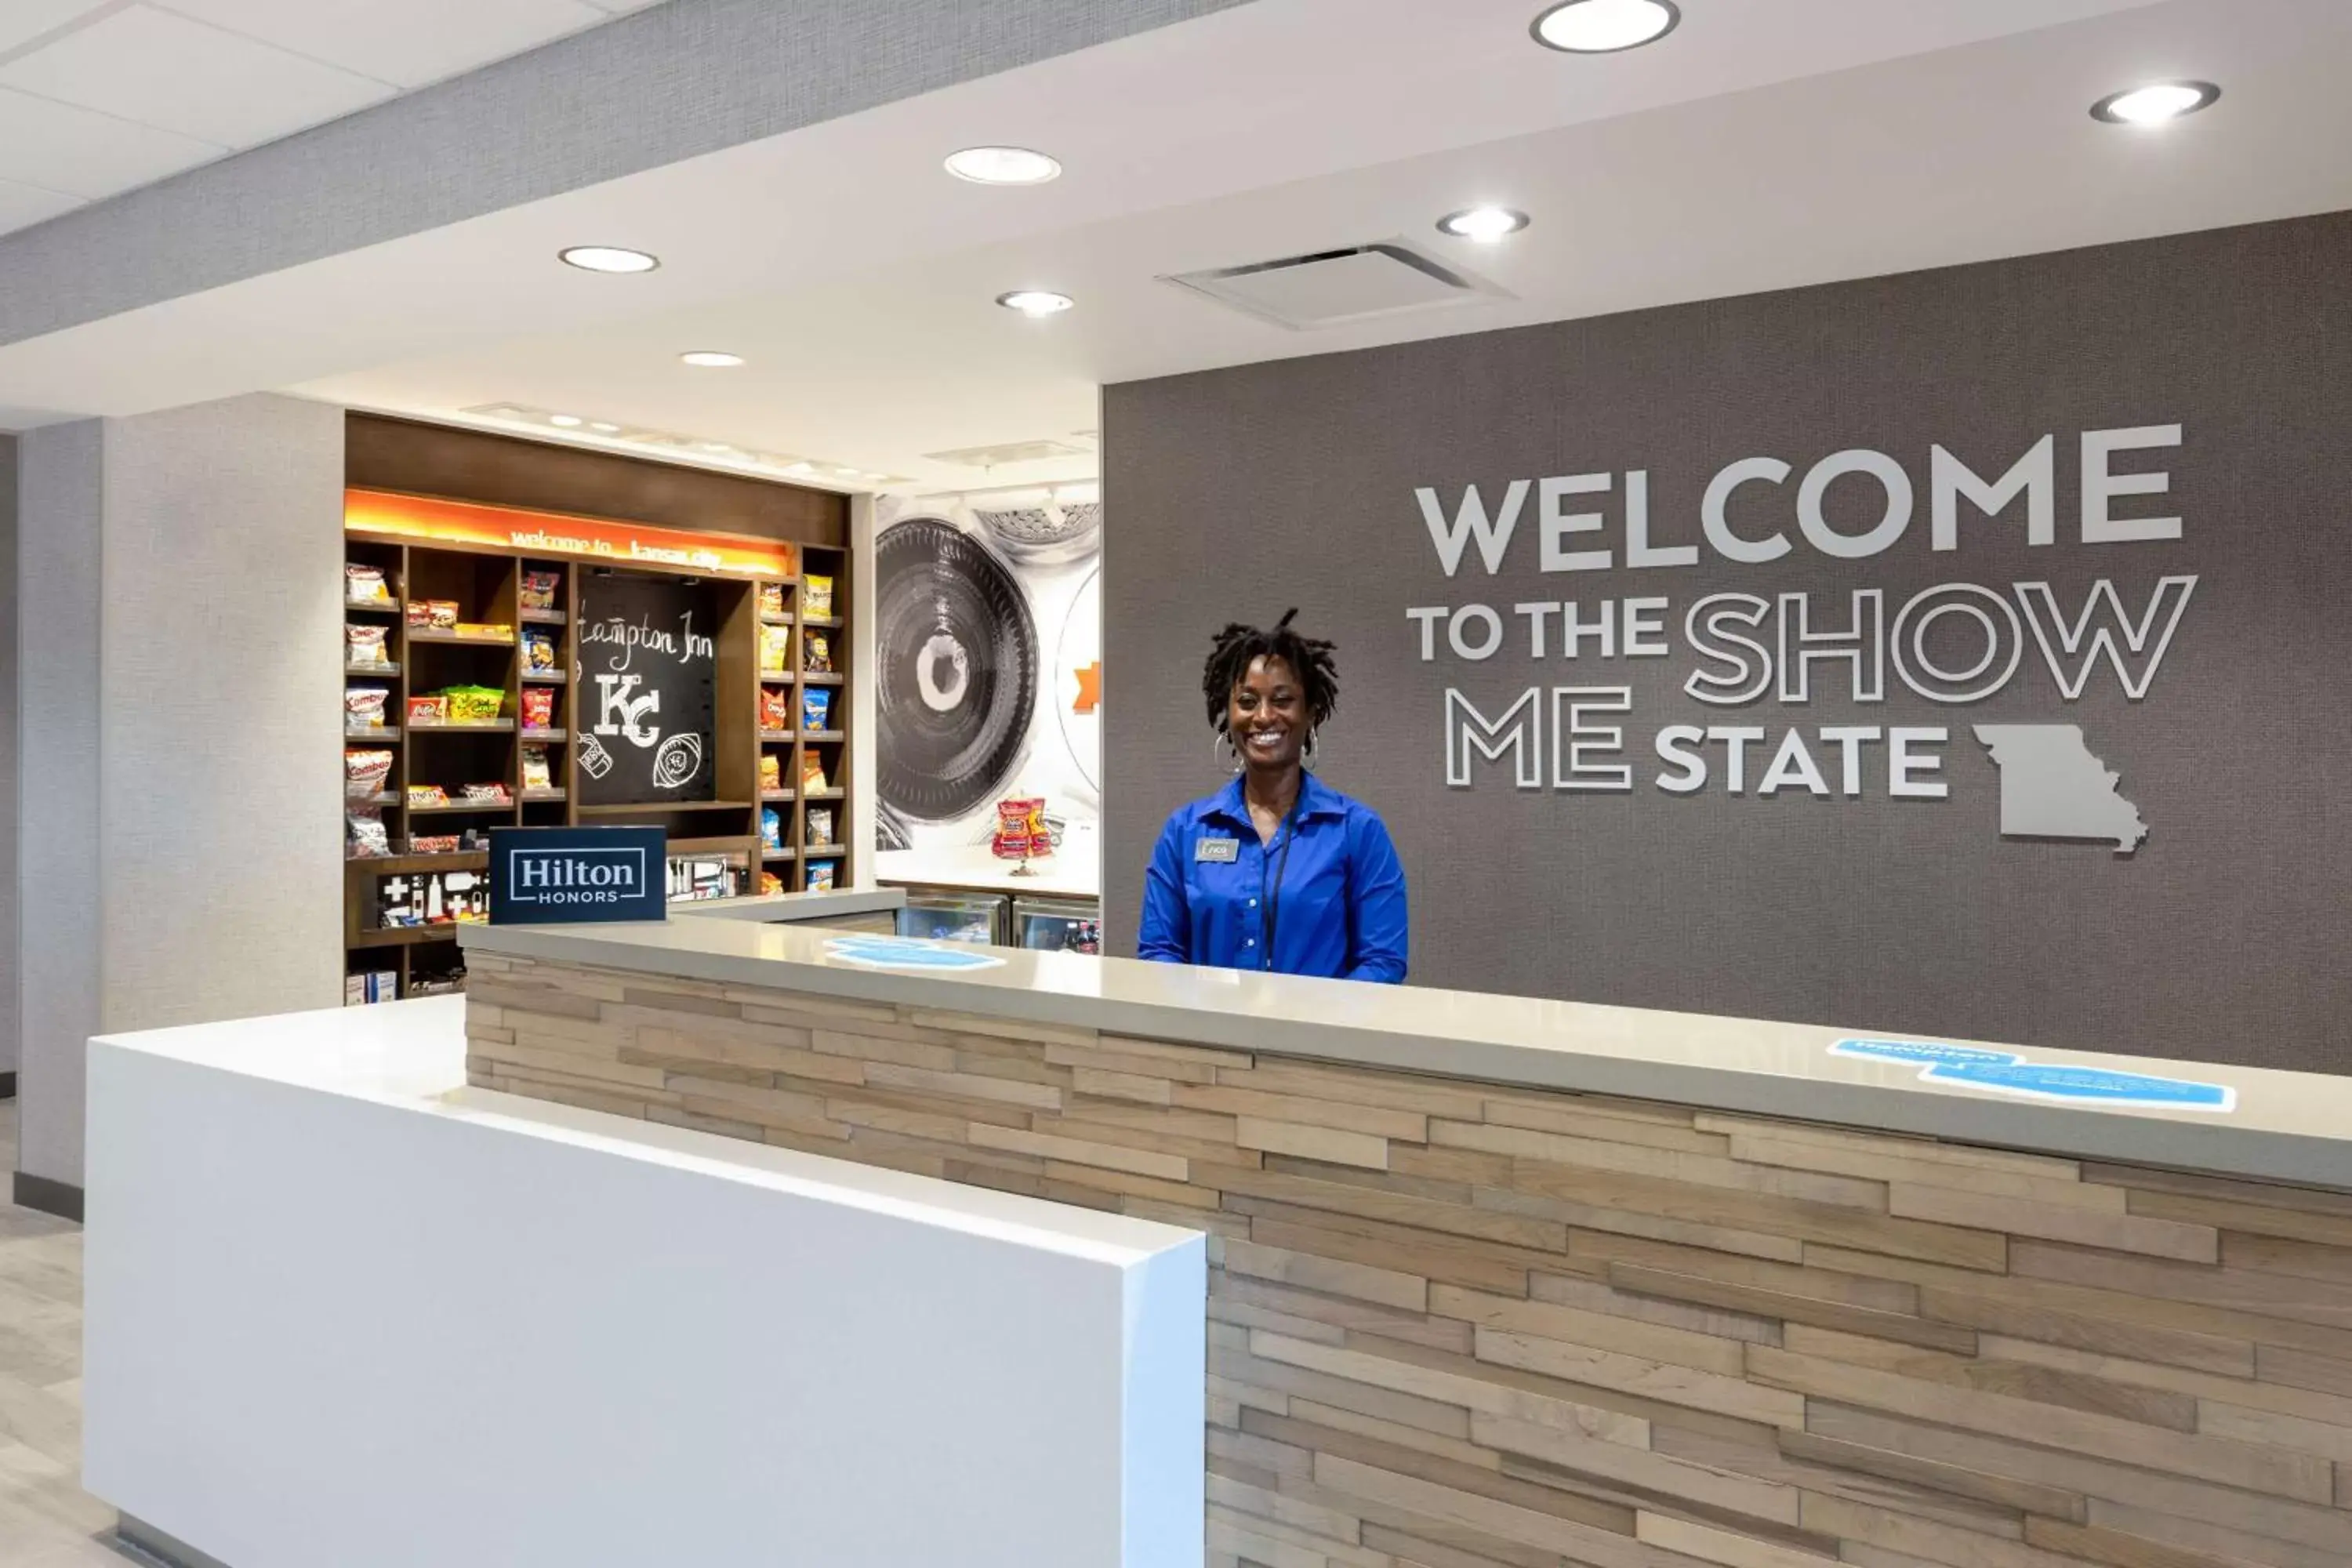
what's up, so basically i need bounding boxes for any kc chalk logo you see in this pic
[489,826,668,926]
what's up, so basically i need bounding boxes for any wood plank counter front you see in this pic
[461,920,2352,1568]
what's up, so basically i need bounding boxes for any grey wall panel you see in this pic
[1104,210,2352,1074]
[0,0,1254,348]
[0,434,16,1078]
[15,421,103,1182]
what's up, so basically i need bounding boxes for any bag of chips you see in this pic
[346,685,390,729]
[759,753,782,793]
[800,753,829,792]
[408,784,449,808]
[347,748,394,798]
[523,628,557,671]
[803,574,834,619]
[807,807,834,847]
[759,870,784,896]
[347,808,390,858]
[521,569,561,611]
[759,623,792,674]
[801,688,832,731]
[521,745,553,792]
[346,563,392,604]
[807,862,836,892]
[443,685,504,722]
[802,630,833,674]
[520,686,555,731]
[760,687,792,731]
[758,583,786,619]
[346,624,390,666]
[760,807,784,852]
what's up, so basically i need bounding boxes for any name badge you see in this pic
[1196,837,1240,863]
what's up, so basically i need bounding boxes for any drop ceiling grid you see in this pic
[0,0,652,234]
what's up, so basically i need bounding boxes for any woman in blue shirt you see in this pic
[1138,611,1408,982]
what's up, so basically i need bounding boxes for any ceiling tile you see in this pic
[0,0,114,58]
[158,0,613,92]
[0,176,84,237]
[0,4,392,148]
[0,86,223,199]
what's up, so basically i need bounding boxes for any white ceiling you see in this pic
[0,0,660,234]
[7,0,2350,497]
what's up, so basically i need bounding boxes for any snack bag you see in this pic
[758,583,785,619]
[445,685,504,721]
[759,623,791,674]
[346,563,392,604]
[803,574,834,619]
[760,687,792,731]
[800,753,829,792]
[347,808,390,859]
[408,783,450,808]
[800,688,832,731]
[521,569,561,611]
[523,628,557,671]
[760,807,784,853]
[759,871,784,896]
[520,686,555,731]
[424,601,459,630]
[521,746,553,792]
[807,807,834,847]
[802,630,833,674]
[759,753,782,793]
[462,782,511,805]
[346,624,390,666]
[346,685,390,729]
[347,748,394,798]
[807,862,836,892]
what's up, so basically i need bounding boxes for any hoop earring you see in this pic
[1214,730,1241,775]
[1303,728,1321,771]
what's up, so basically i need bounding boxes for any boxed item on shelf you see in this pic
[453,622,512,641]
[520,569,561,611]
[344,970,398,1006]
[802,630,833,674]
[665,854,739,902]
[406,695,447,725]
[803,574,833,619]
[408,834,460,855]
[346,748,394,799]
[346,624,390,666]
[346,685,390,729]
[406,599,460,630]
[378,868,487,927]
[759,622,792,674]
[345,564,393,604]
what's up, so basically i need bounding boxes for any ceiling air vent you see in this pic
[1162,239,1510,330]
[923,438,1093,468]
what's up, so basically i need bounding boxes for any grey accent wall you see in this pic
[16,421,103,1182]
[1105,211,2352,1075]
[0,0,1254,348]
[0,434,16,1079]
[14,397,343,1189]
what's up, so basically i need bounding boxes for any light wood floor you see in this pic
[0,1100,130,1566]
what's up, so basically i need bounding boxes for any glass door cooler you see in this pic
[895,890,1007,946]
[1013,896,1102,954]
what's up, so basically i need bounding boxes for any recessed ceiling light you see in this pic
[548,414,583,427]
[680,350,745,368]
[2090,80,2220,125]
[945,146,1062,186]
[1530,0,1679,53]
[1437,205,1531,241]
[997,289,1074,317]
[558,245,660,274]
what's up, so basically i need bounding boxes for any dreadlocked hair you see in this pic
[1202,608,1339,736]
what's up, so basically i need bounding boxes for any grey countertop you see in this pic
[460,915,2352,1189]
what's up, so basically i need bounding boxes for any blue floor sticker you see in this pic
[824,935,1007,972]
[1831,1038,2234,1112]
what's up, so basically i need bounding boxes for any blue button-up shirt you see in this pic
[1138,775,1408,983]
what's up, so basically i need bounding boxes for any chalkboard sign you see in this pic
[575,573,717,804]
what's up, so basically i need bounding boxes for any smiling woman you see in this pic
[1137,610,1408,982]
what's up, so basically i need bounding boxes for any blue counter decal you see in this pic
[825,935,1006,972]
[1832,1039,2234,1112]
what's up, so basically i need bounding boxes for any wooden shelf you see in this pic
[803,615,844,629]
[520,789,567,803]
[760,789,797,803]
[347,851,488,876]
[408,628,516,647]
[759,612,796,627]
[521,670,567,684]
[409,719,515,732]
[408,798,514,814]
[758,672,793,685]
[759,730,798,745]
[520,608,567,625]
[353,922,485,949]
[346,662,400,678]
[575,800,755,817]
[762,848,798,862]
[804,847,845,858]
[345,598,402,615]
[670,835,757,855]
[803,673,844,686]
[520,728,568,742]
[352,791,401,807]
[347,727,401,742]
[805,730,845,742]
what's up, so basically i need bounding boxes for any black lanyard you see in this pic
[1259,801,1301,971]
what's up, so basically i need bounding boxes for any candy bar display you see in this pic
[806,807,834,848]
[377,869,487,927]
[520,686,555,731]
[520,569,561,611]
[408,833,461,855]
[758,583,786,619]
[759,686,792,731]
[408,783,450,808]
[407,695,446,726]
[801,688,832,731]
[759,753,782,793]
[406,599,460,630]
[802,630,833,674]
[806,862,836,892]
[454,622,513,641]
[347,749,394,799]
[760,807,784,853]
[759,623,792,675]
[345,970,399,1006]
[346,685,390,730]
[800,753,829,793]
[461,782,513,806]
[803,574,834,619]
[346,808,391,859]
[346,564,393,604]
[521,746,553,792]
[346,623,390,667]
[523,628,558,671]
